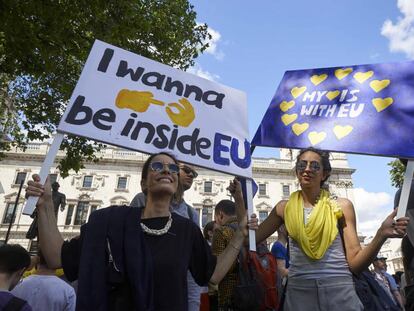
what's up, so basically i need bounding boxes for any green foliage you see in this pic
[388,159,405,188]
[0,0,210,176]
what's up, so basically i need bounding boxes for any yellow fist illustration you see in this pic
[165,98,195,127]
[115,89,164,112]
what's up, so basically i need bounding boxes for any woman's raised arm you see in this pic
[341,198,408,274]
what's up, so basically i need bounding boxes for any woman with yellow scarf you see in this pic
[256,147,408,310]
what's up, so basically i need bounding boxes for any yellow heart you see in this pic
[333,125,353,139]
[335,68,353,80]
[372,97,394,112]
[308,131,327,146]
[292,123,309,136]
[310,74,328,86]
[291,86,307,99]
[370,79,390,93]
[281,113,298,126]
[279,100,295,112]
[354,71,374,84]
[326,90,340,101]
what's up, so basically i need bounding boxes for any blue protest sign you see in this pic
[252,61,414,158]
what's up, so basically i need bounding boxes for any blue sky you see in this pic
[189,0,414,235]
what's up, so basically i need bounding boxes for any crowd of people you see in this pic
[0,147,412,311]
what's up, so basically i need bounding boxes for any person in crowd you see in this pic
[200,220,219,311]
[211,199,239,310]
[372,257,402,309]
[254,147,409,311]
[203,221,217,246]
[0,244,32,311]
[12,249,76,311]
[271,224,289,306]
[26,152,257,311]
[393,271,405,307]
[271,224,289,278]
[130,162,201,311]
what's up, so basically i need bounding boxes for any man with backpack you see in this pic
[0,244,32,311]
[212,199,239,310]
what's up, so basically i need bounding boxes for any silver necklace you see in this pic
[140,213,172,236]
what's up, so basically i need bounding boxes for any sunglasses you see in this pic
[296,160,321,173]
[180,165,198,178]
[150,162,180,174]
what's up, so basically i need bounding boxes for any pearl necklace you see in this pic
[140,213,172,236]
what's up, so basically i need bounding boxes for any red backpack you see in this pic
[232,243,279,311]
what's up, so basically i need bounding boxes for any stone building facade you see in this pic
[0,143,355,251]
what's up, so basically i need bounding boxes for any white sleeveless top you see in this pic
[288,206,351,280]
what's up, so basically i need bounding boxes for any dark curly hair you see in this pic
[296,147,332,186]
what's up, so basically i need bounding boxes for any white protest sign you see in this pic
[58,40,251,178]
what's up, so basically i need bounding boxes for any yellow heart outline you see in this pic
[326,90,340,101]
[310,74,328,86]
[354,71,374,84]
[335,68,353,80]
[279,100,295,112]
[333,125,353,140]
[308,131,327,146]
[292,123,309,136]
[372,97,394,112]
[281,113,298,126]
[291,86,307,99]
[369,79,390,93]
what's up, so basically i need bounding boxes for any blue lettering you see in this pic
[213,133,231,166]
[231,139,251,169]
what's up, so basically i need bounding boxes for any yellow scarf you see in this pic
[284,190,343,260]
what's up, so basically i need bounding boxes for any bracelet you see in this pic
[229,242,241,251]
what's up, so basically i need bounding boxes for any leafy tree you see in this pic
[388,159,406,188]
[0,0,210,176]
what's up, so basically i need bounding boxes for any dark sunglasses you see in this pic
[296,160,321,173]
[180,165,198,178]
[150,162,180,174]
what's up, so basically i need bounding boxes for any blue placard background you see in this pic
[252,61,414,158]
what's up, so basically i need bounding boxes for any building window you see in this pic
[259,211,268,223]
[259,183,267,196]
[49,174,58,185]
[117,177,128,190]
[202,205,213,227]
[82,176,93,188]
[65,204,75,225]
[14,172,27,185]
[90,205,98,214]
[204,181,212,193]
[29,240,39,255]
[283,185,290,197]
[2,203,17,224]
[74,201,89,225]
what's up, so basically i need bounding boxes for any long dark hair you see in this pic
[141,152,183,202]
[296,147,332,186]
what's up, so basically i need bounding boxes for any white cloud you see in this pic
[187,64,220,82]
[198,23,225,60]
[381,0,414,59]
[353,188,393,236]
